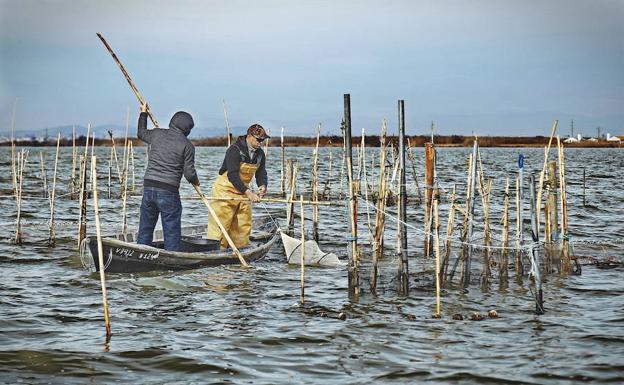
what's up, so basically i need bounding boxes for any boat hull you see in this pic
[84,220,278,273]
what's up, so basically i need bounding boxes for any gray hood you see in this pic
[169,111,194,136]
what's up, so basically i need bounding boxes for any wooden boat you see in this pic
[81,217,279,273]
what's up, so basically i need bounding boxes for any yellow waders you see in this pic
[207,162,259,249]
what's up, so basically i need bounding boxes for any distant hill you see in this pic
[3,124,249,140]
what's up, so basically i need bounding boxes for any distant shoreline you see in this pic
[1,135,622,148]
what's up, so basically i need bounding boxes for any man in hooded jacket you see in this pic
[136,104,200,251]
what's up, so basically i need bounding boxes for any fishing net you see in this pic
[280,232,346,267]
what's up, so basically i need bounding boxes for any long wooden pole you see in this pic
[397,100,409,294]
[300,195,305,304]
[96,33,158,127]
[92,156,112,338]
[193,185,249,267]
[48,134,61,246]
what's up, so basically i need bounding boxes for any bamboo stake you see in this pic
[322,140,333,199]
[441,185,457,283]
[535,120,559,239]
[515,176,524,282]
[286,162,298,235]
[312,124,321,242]
[108,130,122,183]
[70,125,77,199]
[121,143,131,233]
[10,99,17,196]
[194,185,249,267]
[108,149,112,199]
[264,128,270,160]
[77,124,91,248]
[529,174,544,314]
[96,33,158,126]
[39,151,48,198]
[347,156,360,296]
[433,196,442,318]
[479,176,492,289]
[547,160,559,272]
[370,120,388,292]
[424,143,435,257]
[557,136,570,273]
[501,177,510,288]
[129,141,135,191]
[280,126,285,196]
[91,156,112,339]
[14,149,28,245]
[48,134,61,246]
[300,195,305,304]
[406,138,423,203]
[11,143,17,199]
[223,99,231,147]
[123,106,130,172]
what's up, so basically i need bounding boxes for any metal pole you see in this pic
[398,100,409,294]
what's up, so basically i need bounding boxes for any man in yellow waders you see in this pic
[207,124,270,249]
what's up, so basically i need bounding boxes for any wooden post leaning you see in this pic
[193,185,249,267]
[91,156,112,339]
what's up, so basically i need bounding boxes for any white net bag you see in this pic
[280,232,346,267]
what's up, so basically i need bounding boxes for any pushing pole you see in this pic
[96,33,158,127]
[193,185,249,267]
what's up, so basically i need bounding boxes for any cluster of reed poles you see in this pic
[276,94,573,316]
[9,116,138,247]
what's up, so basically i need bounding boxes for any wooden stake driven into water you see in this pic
[529,174,545,314]
[223,99,231,147]
[557,136,570,273]
[424,142,435,258]
[397,100,409,294]
[48,134,61,246]
[433,197,442,318]
[280,127,285,196]
[300,195,305,304]
[312,124,321,242]
[441,185,457,284]
[344,94,360,297]
[39,152,48,198]
[91,156,112,339]
[500,178,510,288]
[14,149,28,245]
[193,185,249,267]
[535,120,559,239]
[371,120,388,292]
[96,33,158,127]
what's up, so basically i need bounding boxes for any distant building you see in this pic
[606,133,621,143]
[564,134,582,143]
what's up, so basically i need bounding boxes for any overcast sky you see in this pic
[1,0,623,136]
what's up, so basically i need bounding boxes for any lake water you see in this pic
[1,145,623,384]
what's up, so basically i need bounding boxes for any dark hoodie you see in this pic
[138,111,199,191]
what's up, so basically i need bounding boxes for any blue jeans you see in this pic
[137,186,182,251]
